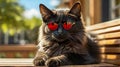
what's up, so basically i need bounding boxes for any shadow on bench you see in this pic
[86,19,120,65]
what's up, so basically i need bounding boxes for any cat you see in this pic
[33,2,101,67]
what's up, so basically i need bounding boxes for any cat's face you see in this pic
[39,3,84,42]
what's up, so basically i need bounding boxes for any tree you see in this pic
[0,0,42,44]
[0,0,24,44]
[0,0,24,34]
[23,16,42,44]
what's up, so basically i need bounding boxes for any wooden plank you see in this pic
[86,19,120,31]
[0,58,34,66]
[0,45,37,51]
[102,54,120,65]
[101,54,120,60]
[98,39,120,46]
[97,32,120,39]
[103,59,120,65]
[89,26,120,34]
[89,0,101,25]
[61,63,115,67]
[0,58,115,66]
[100,47,120,54]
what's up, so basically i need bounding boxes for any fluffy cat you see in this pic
[33,2,101,67]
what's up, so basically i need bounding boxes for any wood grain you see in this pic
[89,26,120,34]
[97,32,120,40]
[100,47,120,54]
[86,19,120,31]
[101,54,120,60]
[0,45,37,51]
[98,39,120,46]
[0,58,116,67]
[86,19,120,65]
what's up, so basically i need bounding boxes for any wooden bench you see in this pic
[0,45,37,58]
[0,19,120,66]
[86,19,120,65]
[0,58,115,67]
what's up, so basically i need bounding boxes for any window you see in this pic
[110,0,120,19]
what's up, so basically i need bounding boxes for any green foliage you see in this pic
[23,17,42,43]
[24,16,42,30]
[0,53,6,58]
[0,0,42,36]
[0,0,24,34]
[28,52,35,58]
[15,52,22,58]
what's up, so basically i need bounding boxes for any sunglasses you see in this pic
[47,21,75,31]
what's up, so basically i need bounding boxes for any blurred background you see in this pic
[0,0,120,58]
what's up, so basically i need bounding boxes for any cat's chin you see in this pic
[53,37,67,42]
[52,36,68,42]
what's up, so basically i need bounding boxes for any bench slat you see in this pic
[98,39,120,46]
[100,47,120,54]
[97,32,120,40]
[101,54,120,60]
[0,58,34,66]
[0,45,37,51]
[89,26,120,34]
[103,59,120,65]
[86,19,120,31]
[0,58,115,66]
[86,19,120,65]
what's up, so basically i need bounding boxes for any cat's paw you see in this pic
[33,57,45,66]
[45,58,59,67]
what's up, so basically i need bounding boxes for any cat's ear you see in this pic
[39,4,53,18]
[69,2,81,17]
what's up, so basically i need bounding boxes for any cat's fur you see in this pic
[33,2,101,67]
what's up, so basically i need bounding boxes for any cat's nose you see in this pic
[58,27,62,35]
